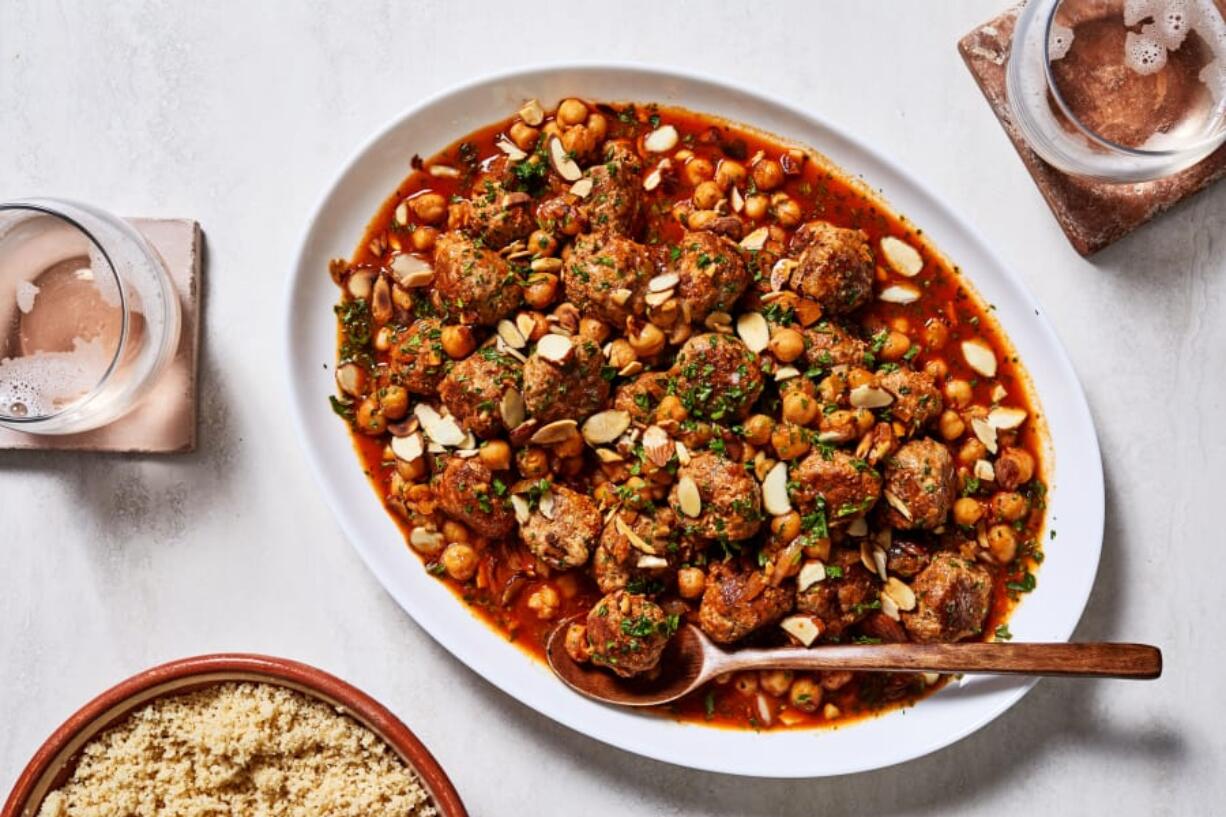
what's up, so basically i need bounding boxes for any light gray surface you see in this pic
[1,2,1220,814]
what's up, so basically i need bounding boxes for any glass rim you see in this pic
[1037,0,1226,159]
[0,200,130,424]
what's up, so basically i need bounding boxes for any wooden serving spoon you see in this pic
[546,618,1162,707]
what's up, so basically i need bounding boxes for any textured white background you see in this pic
[2,1,1222,814]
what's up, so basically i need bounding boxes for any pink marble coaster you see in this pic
[0,219,202,453]
[959,4,1226,256]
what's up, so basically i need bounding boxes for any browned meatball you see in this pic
[883,438,955,530]
[434,457,515,538]
[795,547,880,639]
[669,452,763,541]
[671,231,750,322]
[878,367,943,431]
[522,335,610,423]
[698,562,795,644]
[562,231,653,326]
[387,318,448,395]
[901,551,992,642]
[579,141,643,236]
[592,507,682,594]
[672,333,764,422]
[612,371,668,424]
[449,161,535,249]
[433,231,522,326]
[439,347,522,439]
[788,221,874,315]
[521,485,601,570]
[790,448,881,522]
[586,590,675,677]
[803,321,869,370]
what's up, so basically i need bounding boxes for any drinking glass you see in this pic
[0,199,181,434]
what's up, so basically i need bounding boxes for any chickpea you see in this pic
[579,317,610,343]
[987,524,1018,564]
[523,273,559,309]
[684,157,715,186]
[396,456,428,482]
[410,225,438,252]
[628,323,666,357]
[355,397,386,436]
[771,511,802,542]
[995,447,1035,489]
[564,623,592,663]
[752,159,784,191]
[771,193,802,227]
[509,121,540,152]
[760,669,794,697]
[517,446,550,479]
[789,677,823,713]
[668,567,704,602]
[441,542,478,582]
[693,180,722,210]
[714,159,747,190]
[771,423,810,460]
[439,325,475,359]
[527,584,561,620]
[655,394,687,424]
[782,392,821,427]
[843,368,872,389]
[945,379,973,409]
[744,193,769,220]
[992,491,1028,522]
[378,385,409,420]
[586,111,608,141]
[938,409,966,441]
[924,357,949,381]
[958,438,988,466]
[561,124,596,159]
[923,318,950,349]
[880,330,912,362]
[889,316,911,333]
[553,431,585,458]
[442,519,470,544]
[743,414,774,446]
[821,670,854,691]
[606,338,637,371]
[529,229,558,257]
[622,476,653,508]
[479,439,512,471]
[410,192,447,225]
[953,497,984,527]
[557,98,589,126]
[768,327,805,363]
[686,209,718,230]
[817,372,848,403]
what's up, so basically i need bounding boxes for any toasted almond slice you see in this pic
[770,258,797,292]
[582,410,631,445]
[414,403,466,447]
[390,253,434,288]
[922,672,941,685]
[873,547,888,581]
[548,136,582,181]
[335,362,366,397]
[883,489,913,521]
[530,257,562,273]
[648,272,680,292]
[644,289,674,308]
[704,311,733,333]
[458,430,478,451]
[880,591,901,621]
[643,159,670,191]
[394,201,409,227]
[847,517,869,537]
[880,236,924,277]
[636,554,670,570]
[570,177,593,198]
[516,312,537,339]
[643,425,675,467]
[736,312,770,353]
[609,287,633,307]
[730,186,744,213]
[860,539,878,574]
[884,576,917,611]
[762,461,791,516]
[962,339,997,378]
[538,491,556,520]
[970,416,999,454]
[797,560,826,592]
[974,458,996,482]
[595,447,624,463]
[615,516,657,555]
[988,406,1027,430]
[756,692,774,726]
[530,419,578,445]
[644,124,679,153]
[497,338,528,363]
[774,365,801,381]
[535,333,574,363]
[498,388,525,431]
[496,136,528,161]
[675,474,702,518]
[849,385,894,409]
[780,615,820,647]
[739,226,770,251]
[878,284,921,304]
[991,383,1008,402]
[518,98,544,126]
[497,319,527,349]
[618,360,644,377]
[674,440,691,465]
[428,164,460,178]
[510,495,530,524]
[455,448,480,458]
[390,432,424,463]
[409,526,446,555]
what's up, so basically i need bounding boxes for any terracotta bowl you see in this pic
[2,654,467,817]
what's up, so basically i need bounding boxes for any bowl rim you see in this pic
[1,653,468,817]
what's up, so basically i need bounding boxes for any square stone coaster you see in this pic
[958,4,1226,256]
[0,219,202,453]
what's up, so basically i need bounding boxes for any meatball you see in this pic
[562,231,653,326]
[790,448,881,522]
[901,551,993,642]
[698,562,795,644]
[439,347,522,439]
[672,333,765,421]
[522,335,610,423]
[883,438,956,530]
[671,230,750,322]
[612,371,668,425]
[579,141,643,236]
[878,367,943,431]
[434,457,515,538]
[521,485,601,570]
[433,231,522,326]
[586,590,674,677]
[670,452,763,541]
[796,547,880,639]
[449,162,535,249]
[387,318,448,395]
[788,221,874,316]
[803,321,869,370]
[592,507,681,594]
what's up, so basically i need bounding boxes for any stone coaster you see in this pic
[958,4,1226,256]
[0,219,202,453]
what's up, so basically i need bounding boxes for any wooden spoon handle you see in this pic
[718,642,1162,679]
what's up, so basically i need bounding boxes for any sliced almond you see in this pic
[880,236,924,277]
[884,576,917,611]
[530,418,578,445]
[615,516,656,555]
[538,491,556,520]
[873,547,888,581]
[735,312,770,353]
[878,284,921,304]
[511,495,531,524]
[991,383,1008,402]
[530,257,563,273]
[730,186,744,213]
[500,389,526,430]
[428,164,460,178]
[762,461,791,516]
[970,416,999,454]
[642,425,675,467]
[644,124,679,153]
[390,432,424,463]
[756,692,774,726]
[393,201,409,227]
[770,258,797,292]
[780,615,821,647]
[610,287,633,306]
[548,136,582,181]
[674,440,691,465]
[414,403,466,447]
[636,554,669,570]
[774,365,801,382]
[570,178,593,198]
[643,159,670,191]
[595,447,624,463]
[409,526,446,555]
[535,333,574,364]
[496,319,527,350]
[704,311,733,333]
[797,560,826,592]
[496,136,528,161]
[335,362,366,397]
[849,385,894,409]
[739,226,770,251]
[961,339,997,378]
[515,312,537,340]
[644,289,674,308]
[648,272,680,293]
[880,591,901,622]
[390,253,434,288]
[582,410,631,445]
[988,406,1027,430]
[883,489,913,521]
[497,339,527,363]
[922,672,941,686]
[455,448,480,459]
[860,539,878,574]
[518,98,544,127]
[618,360,644,377]
[974,458,997,482]
[676,474,702,518]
